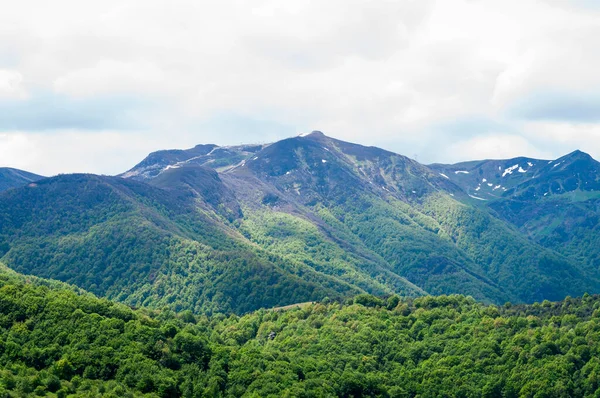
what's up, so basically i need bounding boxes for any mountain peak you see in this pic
[298,130,326,139]
[563,149,593,161]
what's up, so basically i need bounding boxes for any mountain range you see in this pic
[1,131,599,314]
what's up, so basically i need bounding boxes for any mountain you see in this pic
[433,150,600,271]
[122,131,600,304]
[429,150,600,202]
[2,132,600,313]
[0,167,44,192]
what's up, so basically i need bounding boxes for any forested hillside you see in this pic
[0,174,361,315]
[220,132,600,303]
[2,133,600,315]
[1,265,600,397]
[433,148,600,277]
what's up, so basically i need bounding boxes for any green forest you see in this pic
[2,266,600,397]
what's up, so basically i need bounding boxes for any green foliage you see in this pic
[421,193,600,302]
[3,266,600,397]
[239,209,423,297]
[319,194,512,304]
[0,175,352,315]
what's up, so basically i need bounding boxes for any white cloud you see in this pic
[53,60,167,98]
[1,0,600,173]
[522,121,600,159]
[0,70,27,99]
[0,130,194,176]
[444,134,553,163]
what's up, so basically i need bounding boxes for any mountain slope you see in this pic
[0,173,361,314]
[214,133,511,303]
[122,143,267,180]
[435,150,600,273]
[117,132,600,305]
[430,150,600,201]
[0,167,44,192]
[215,132,599,303]
[148,161,426,298]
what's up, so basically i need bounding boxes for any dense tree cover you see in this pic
[0,175,354,315]
[0,270,208,397]
[3,265,600,397]
[420,194,598,302]
[239,210,423,297]
[316,195,512,304]
[489,196,600,272]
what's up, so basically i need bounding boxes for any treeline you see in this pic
[2,269,600,396]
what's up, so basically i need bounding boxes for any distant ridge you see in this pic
[0,167,44,192]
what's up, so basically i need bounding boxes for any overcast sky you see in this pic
[1,0,600,175]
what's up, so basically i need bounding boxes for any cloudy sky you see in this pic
[1,0,600,175]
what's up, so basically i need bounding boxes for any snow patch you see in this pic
[482,178,487,182]
[502,164,519,177]
[518,167,527,173]
[469,194,488,201]
[253,156,258,160]
[455,170,469,174]
[321,159,327,163]
[493,185,501,190]
[487,183,493,187]
[475,186,481,191]
[121,170,140,178]
[553,162,562,168]
[528,162,534,167]
[164,165,180,170]
[184,155,206,164]
[440,173,450,179]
